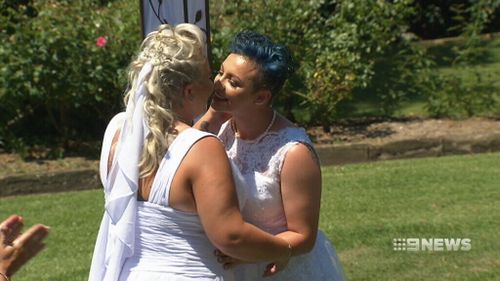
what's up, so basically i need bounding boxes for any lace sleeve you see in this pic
[276,128,318,173]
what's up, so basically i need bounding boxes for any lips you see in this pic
[212,90,228,102]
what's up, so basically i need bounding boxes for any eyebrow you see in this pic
[220,63,243,85]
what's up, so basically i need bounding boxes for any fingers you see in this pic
[14,224,50,248]
[0,215,23,229]
[6,224,49,276]
[215,251,235,267]
[0,215,24,245]
[262,263,277,277]
[262,259,290,277]
[214,249,228,258]
[221,258,242,270]
[213,249,242,270]
[217,255,232,264]
[222,262,235,270]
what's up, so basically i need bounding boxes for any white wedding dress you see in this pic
[218,121,346,281]
[89,113,235,281]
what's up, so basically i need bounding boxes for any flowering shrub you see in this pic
[96,36,108,48]
[0,0,140,156]
[1,0,497,156]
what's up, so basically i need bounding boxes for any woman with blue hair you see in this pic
[196,30,345,280]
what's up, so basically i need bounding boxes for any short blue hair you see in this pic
[230,30,295,97]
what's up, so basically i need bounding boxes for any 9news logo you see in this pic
[393,238,471,252]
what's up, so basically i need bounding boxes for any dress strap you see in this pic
[148,128,215,206]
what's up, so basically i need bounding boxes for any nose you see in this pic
[213,71,225,90]
[213,78,224,92]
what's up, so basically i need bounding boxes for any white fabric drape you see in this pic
[88,63,153,281]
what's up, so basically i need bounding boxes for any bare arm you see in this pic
[192,107,231,134]
[107,129,121,174]
[214,143,321,275]
[278,143,322,256]
[184,136,290,262]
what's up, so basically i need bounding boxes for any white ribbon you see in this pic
[100,63,153,281]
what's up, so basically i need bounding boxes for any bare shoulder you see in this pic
[287,142,311,152]
[186,135,227,162]
[191,134,225,151]
[180,134,231,184]
[273,113,298,131]
[284,142,319,166]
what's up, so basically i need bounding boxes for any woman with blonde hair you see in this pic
[88,24,291,281]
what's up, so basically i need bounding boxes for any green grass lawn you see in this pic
[321,152,500,281]
[1,152,499,280]
[0,190,104,280]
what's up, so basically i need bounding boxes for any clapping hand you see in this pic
[0,215,49,277]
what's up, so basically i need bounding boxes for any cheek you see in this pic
[222,83,238,97]
[208,81,215,93]
[205,84,214,99]
[207,83,215,97]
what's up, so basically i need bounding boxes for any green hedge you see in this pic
[1,0,497,157]
[210,0,438,126]
[0,0,140,156]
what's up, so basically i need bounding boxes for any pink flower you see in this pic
[96,36,107,48]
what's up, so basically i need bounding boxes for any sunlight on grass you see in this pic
[321,152,500,281]
[395,100,428,118]
[338,37,500,118]
[0,190,104,281]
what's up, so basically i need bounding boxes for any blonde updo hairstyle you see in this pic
[123,24,207,178]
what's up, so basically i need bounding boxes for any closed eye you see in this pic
[229,79,239,88]
[216,68,241,88]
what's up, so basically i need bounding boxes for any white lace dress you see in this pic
[218,122,346,281]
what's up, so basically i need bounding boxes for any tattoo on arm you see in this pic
[200,121,210,132]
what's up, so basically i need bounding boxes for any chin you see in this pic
[210,100,228,112]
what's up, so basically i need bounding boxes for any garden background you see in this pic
[1,0,499,156]
[1,0,499,280]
